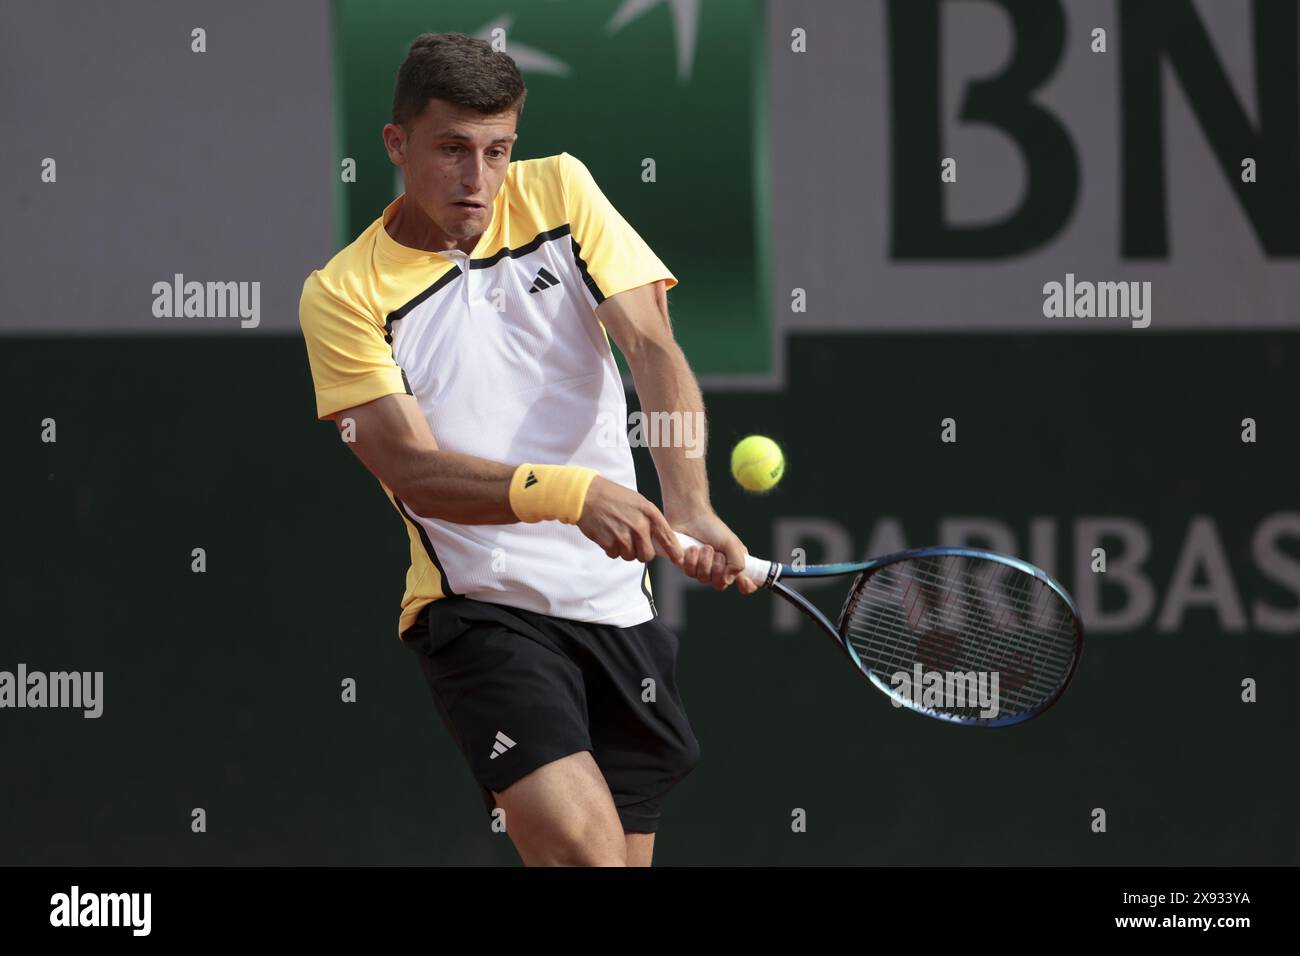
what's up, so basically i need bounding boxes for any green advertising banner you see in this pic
[332,0,772,378]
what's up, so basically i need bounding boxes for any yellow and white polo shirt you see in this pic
[299,152,677,637]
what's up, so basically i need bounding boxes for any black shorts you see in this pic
[401,596,701,834]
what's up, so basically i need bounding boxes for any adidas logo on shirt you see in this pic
[489,730,517,760]
[527,267,561,294]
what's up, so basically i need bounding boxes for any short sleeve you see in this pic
[299,273,410,420]
[559,152,678,304]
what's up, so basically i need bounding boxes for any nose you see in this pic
[461,151,488,191]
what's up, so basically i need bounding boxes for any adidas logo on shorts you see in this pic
[489,730,517,760]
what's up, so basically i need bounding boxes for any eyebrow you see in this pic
[435,130,514,145]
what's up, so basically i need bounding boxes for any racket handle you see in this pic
[673,532,775,587]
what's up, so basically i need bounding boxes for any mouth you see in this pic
[452,200,486,211]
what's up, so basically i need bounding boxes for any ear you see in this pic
[382,123,408,165]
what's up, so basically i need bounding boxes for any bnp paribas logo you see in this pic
[472,0,703,82]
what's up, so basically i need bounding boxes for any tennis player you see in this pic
[299,33,757,866]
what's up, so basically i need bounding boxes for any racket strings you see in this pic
[850,560,1075,673]
[846,566,1073,714]
[864,558,1075,664]
[857,580,1081,686]
[847,599,1063,716]
[841,554,1078,721]
[848,571,1073,708]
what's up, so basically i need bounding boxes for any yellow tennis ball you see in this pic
[731,435,785,493]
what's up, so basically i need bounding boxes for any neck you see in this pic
[386,196,479,254]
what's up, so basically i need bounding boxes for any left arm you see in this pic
[597,280,757,594]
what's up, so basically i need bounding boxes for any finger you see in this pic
[721,537,748,583]
[710,550,729,590]
[634,522,655,564]
[738,576,760,595]
[694,546,716,584]
[650,512,685,565]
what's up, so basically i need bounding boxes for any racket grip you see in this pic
[673,532,774,587]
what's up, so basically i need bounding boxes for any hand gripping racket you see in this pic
[675,533,1083,727]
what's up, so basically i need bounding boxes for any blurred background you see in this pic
[2,0,1298,864]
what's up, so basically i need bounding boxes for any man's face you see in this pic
[384,98,518,246]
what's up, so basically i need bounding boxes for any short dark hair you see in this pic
[392,33,527,127]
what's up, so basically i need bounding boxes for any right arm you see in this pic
[332,393,514,522]
[332,393,684,564]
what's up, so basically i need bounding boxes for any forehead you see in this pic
[413,99,517,142]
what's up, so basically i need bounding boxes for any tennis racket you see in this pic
[675,532,1083,727]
